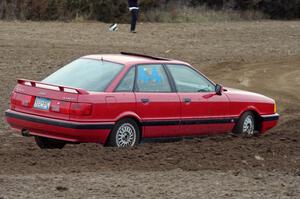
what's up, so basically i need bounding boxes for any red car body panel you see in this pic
[6,110,112,144]
[135,92,181,138]
[5,54,279,144]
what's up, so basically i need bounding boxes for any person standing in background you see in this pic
[128,0,139,33]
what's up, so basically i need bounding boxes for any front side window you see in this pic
[43,58,123,92]
[116,67,135,92]
[136,64,171,92]
[167,64,215,92]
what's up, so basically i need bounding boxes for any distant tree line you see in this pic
[0,0,299,21]
[190,0,300,19]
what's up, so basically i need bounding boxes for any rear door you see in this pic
[134,64,181,138]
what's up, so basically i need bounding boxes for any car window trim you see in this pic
[114,66,136,92]
[165,63,216,93]
[134,63,175,93]
[133,65,138,92]
[101,64,125,92]
[162,64,177,92]
[81,57,125,66]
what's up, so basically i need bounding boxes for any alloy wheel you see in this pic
[116,123,137,147]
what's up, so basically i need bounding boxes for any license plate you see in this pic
[34,97,51,110]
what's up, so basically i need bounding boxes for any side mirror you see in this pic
[215,84,223,95]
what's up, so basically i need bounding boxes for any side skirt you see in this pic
[141,117,238,127]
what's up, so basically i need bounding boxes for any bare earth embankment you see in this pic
[0,21,299,198]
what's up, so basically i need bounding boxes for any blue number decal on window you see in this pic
[138,67,150,83]
[151,68,162,83]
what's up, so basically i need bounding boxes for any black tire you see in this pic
[107,118,140,147]
[233,111,256,137]
[35,136,66,149]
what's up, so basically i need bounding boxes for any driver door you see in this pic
[166,64,230,136]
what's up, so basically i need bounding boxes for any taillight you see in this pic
[10,92,92,116]
[11,92,34,108]
[50,100,70,114]
[70,103,92,116]
[10,92,17,110]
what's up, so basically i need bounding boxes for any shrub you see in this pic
[0,0,299,21]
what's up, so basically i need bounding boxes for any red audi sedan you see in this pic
[5,52,279,149]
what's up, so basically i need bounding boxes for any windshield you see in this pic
[43,58,123,92]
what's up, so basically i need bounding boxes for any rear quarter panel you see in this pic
[74,92,137,123]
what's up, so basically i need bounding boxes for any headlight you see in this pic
[274,102,277,113]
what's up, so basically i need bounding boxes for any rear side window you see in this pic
[167,64,215,92]
[136,64,171,92]
[116,67,135,92]
[43,58,123,92]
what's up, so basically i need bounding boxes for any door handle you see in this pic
[184,98,191,103]
[141,98,150,103]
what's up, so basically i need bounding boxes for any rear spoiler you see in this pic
[120,52,170,61]
[17,79,89,94]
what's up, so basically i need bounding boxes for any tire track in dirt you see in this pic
[206,56,300,114]
[1,170,299,199]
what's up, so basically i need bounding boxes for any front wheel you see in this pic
[233,112,256,137]
[107,119,140,147]
[35,136,66,149]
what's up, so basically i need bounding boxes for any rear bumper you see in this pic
[5,109,113,144]
[260,113,280,133]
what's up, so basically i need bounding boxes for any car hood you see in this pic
[224,87,275,104]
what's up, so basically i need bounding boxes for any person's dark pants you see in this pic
[130,9,139,31]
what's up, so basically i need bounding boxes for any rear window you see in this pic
[43,58,123,92]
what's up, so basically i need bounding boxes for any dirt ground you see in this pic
[0,21,299,198]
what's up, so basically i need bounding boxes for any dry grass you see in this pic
[142,6,267,23]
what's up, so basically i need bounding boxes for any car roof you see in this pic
[82,52,189,66]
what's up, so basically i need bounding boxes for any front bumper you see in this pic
[261,113,280,121]
[5,109,114,144]
[260,113,280,133]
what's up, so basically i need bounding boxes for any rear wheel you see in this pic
[233,112,256,137]
[107,119,140,147]
[35,136,66,149]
